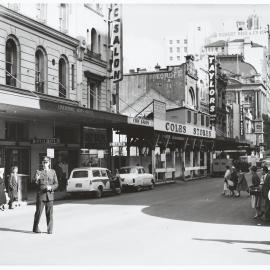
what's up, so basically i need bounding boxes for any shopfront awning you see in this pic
[0,84,126,126]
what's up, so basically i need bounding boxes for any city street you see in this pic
[1,175,270,266]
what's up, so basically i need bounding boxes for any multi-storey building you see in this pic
[0,4,125,192]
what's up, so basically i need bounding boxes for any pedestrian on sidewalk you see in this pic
[262,166,270,221]
[228,166,239,197]
[32,156,58,234]
[222,165,231,196]
[0,168,7,211]
[250,166,263,219]
[8,166,18,209]
[236,168,249,197]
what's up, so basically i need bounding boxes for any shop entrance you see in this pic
[5,148,30,176]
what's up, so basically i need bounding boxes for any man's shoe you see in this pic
[33,229,41,233]
[47,231,53,234]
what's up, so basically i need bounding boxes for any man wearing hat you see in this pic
[33,156,58,234]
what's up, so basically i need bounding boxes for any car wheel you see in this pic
[136,185,142,192]
[149,180,154,190]
[96,187,103,198]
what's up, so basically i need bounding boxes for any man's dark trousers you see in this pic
[33,198,53,233]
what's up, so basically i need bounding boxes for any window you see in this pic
[184,47,187,53]
[170,56,173,61]
[98,35,101,54]
[91,28,97,52]
[169,40,173,44]
[101,170,107,177]
[59,3,69,33]
[177,56,180,61]
[92,170,101,177]
[88,80,100,109]
[177,47,180,52]
[138,168,143,174]
[169,47,173,53]
[59,55,69,98]
[187,87,195,107]
[187,110,191,123]
[184,39,187,44]
[206,116,210,127]
[36,3,47,23]
[106,170,112,178]
[72,171,88,178]
[141,168,145,173]
[6,37,20,87]
[201,114,205,126]
[177,40,180,44]
[5,121,28,141]
[194,113,197,124]
[35,47,47,93]
[71,64,75,90]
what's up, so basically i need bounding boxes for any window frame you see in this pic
[58,55,69,98]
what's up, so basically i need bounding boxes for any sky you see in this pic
[122,3,270,72]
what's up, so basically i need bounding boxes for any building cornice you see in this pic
[0,5,79,48]
[83,54,107,69]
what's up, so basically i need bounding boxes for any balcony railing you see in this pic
[87,49,101,61]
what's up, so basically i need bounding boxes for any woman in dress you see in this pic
[236,168,249,197]
[8,166,18,209]
[250,166,263,219]
[0,168,6,211]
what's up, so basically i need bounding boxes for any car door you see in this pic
[141,167,150,186]
[100,169,110,190]
[137,168,144,186]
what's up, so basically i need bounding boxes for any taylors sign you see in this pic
[111,4,123,83]
[208,55,216,124]
[154,119,216,139]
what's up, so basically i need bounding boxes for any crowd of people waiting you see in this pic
[223,164,270,221]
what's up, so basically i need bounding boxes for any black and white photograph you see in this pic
[1,0,270,268]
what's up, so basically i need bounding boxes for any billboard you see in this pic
[208,55,216,124]
[111,4,123,83]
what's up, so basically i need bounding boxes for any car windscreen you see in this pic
[92,170,101,177]
[119,168,137,174]
[72,170,88,178]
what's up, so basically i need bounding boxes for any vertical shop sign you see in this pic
[240,104,244,137]
[208,55,216,124]
[111,4,123,82]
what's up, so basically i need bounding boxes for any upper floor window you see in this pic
[184,39,187,44]
[201,114,205,126]
[177,47,180,52]
[35,47,47,93]
[36,3,47,24]
[59,55,69,98]
[5,121,28,141]
[169,47,173,53]
[184,47,187,53]
[177,40,180,44]
[169,40,173,44]
[187,110,191,123]
[59,3,69,33]
[87,80,100,110]
[206,116,210,127]
[6,36,20,87]
[187,87,195,107]
[91,28,97,53]
[194,113,197,124]
[98,34,101,54]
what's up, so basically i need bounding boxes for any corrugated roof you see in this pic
[229,39,245,43]
[205,40,226,48]
[251,42,263,48]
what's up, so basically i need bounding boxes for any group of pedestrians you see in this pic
[250,165,270,221]
[222,165,249,197]
[222,164,270,221]
[0,166,19,211]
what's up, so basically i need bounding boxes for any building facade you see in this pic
[0,4,125,192]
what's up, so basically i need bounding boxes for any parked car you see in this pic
[66,167,121,198]
[119,166,154,191]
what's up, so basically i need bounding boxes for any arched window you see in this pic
[187,87,195,107]
[59,55,69,98]
[6,36,20,87]
[91,28,97,52]
[35,46,47,93]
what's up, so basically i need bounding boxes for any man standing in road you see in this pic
[33,156,58,234]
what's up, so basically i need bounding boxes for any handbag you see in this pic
[249,186,261,196]
[227,180,234,187]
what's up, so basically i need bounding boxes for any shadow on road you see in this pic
[193,238,270,256]
[0,227,34,234]
[52,178,269,227]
